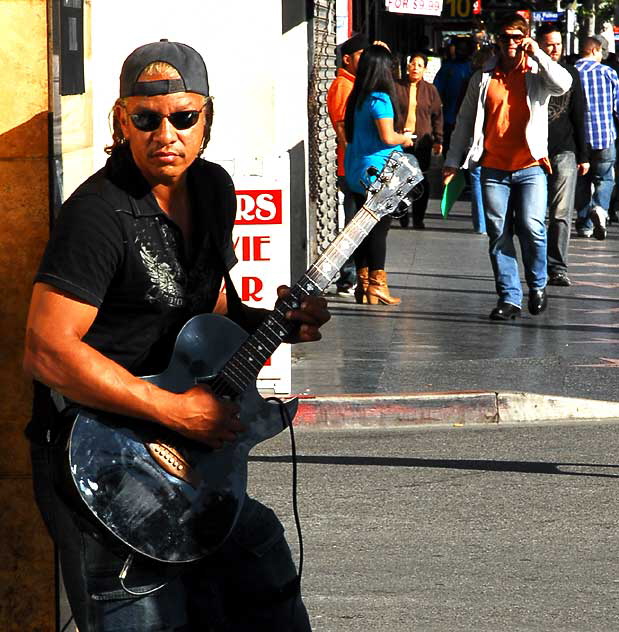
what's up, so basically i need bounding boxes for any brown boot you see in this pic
[354,267,369,304]
[367,269,401,305]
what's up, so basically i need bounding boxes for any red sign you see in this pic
[473,0,481,15]
[235,190,282,225]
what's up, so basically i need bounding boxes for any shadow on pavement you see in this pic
[251,454,619,478]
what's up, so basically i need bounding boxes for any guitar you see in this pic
[67,151,423,563]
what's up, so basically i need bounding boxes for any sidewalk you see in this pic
[290,191,619,427]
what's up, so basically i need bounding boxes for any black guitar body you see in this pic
[66,151,423,565]
[68,314,297,563]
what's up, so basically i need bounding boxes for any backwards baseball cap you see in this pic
[120,39,209,98]
[340,33,370,56]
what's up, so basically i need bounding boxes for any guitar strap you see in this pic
[50,388,68,414]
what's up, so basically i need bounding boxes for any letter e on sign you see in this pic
[235,190,282,225]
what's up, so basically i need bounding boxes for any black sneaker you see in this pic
[489,302,521,320]
[548,271,571,287]
[575,217,593,238]
[591,206,608,240]
[528,288,548,315]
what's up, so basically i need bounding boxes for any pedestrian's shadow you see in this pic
[250,454,619,479]
[326,305,619,334]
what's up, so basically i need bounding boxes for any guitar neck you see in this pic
[212,205,382,396]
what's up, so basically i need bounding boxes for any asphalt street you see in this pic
[248,420,619,632]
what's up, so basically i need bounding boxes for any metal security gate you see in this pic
[308,0,339,261]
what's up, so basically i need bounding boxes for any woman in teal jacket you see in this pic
[344,45,413,305]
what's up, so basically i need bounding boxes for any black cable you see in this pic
[119,553,169,596]
[60,615,74,632]
[265,397,304,582]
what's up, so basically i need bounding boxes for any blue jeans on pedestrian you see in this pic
[31,440,310,632]
[547,151,577,274]
[469,165,486,233]
[576,143,617,228]
[481,166,548,306]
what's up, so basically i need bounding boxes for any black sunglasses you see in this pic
[499,34,524,43]
[128,106,205,132]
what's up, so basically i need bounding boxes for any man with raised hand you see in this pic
[443,14,571,321]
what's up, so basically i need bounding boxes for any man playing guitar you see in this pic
[23,40,329,631]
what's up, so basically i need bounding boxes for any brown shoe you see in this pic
[366,269,401,305]
[354,267,369,304]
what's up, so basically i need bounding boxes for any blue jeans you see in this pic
[481,166,548,306]
[31,441,310,632]
[468,166,486,233]
[576,143,617,228]
[547,151,577,274]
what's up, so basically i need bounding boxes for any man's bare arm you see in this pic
[334,121,347,148]
[23,283,241,447]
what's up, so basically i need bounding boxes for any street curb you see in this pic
[292,391,619,428]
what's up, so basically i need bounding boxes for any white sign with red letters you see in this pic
[229,173,292,394]
[384,0,443,16]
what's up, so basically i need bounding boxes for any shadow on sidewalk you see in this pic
[325,306,619,336]
[251,454,619,479]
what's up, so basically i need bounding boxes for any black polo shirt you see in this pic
[28,146,238,439]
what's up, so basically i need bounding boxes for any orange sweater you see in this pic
[327,68,355,177]
[481,57,547,172]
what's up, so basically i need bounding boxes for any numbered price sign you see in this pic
[384,0,443,17]
[442,0,481,19]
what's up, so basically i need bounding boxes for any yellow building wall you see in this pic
[0,1,54,630]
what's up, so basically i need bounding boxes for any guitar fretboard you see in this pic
[210,206,380,397]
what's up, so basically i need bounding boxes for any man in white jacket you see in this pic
[443,13,572,321]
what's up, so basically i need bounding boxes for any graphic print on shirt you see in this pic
[136,222,186,308]
[184,247,220,314]
[548,87,571,124]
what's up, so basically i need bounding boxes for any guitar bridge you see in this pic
[146,441,200,488]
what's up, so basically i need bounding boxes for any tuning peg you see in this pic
[360,166,380,192]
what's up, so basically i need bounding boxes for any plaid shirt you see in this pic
[575,58,619,150]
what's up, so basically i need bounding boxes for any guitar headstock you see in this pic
[363,151,424,219]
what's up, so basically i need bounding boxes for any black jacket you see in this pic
[548,63,589,164]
